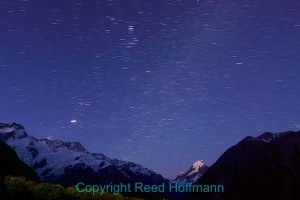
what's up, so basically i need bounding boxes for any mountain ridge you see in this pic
[0,122,169,189]
[184,130,300,200]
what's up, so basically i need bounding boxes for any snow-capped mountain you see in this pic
[174,160,208,184]
[0,123,169,188]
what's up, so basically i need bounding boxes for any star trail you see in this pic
[1,0,300,178]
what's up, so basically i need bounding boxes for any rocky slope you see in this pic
[184,131,300,200]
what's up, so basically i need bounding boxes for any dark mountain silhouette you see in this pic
[184,131,300,200]
[0,139,40,182]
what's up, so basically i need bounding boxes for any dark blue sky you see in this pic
[1,0,300,178]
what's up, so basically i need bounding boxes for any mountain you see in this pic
[166,160,209,200]
[0,122,169,193]
[0,138,40,182]
[184,131,300,200]
[174,160,208,184]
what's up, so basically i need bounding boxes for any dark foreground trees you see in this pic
[0,176,144,200]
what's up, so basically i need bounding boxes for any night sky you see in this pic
[1,0,300,178]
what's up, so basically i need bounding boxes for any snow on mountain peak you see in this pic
[178,172,185,176]
[256,132,278,142]
[174,160,208,184]
[0,122,25,130]
[243,132,282,143]
[40,139,88,153]
[0,122,27,140]
[191,160,205,170]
